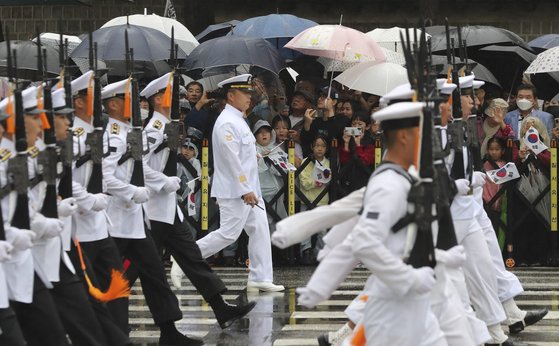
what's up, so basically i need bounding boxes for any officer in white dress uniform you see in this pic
[138,74,256,329]
[101,78,209,346]
[193,74,283,292]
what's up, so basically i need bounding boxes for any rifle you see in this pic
[124,29,144,187]
[397,26,436,268]
[57,23,74,199]
[85,37,104,194]
[162,27,181,177]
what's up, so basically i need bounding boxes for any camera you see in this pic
[344,127,363,136]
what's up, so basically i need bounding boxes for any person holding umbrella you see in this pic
[196,74,284,292]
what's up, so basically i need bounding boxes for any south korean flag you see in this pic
[523,126,548,155]
[486,162,521,185]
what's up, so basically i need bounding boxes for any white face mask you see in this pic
[516,99,533,111]
[140,108,149,121]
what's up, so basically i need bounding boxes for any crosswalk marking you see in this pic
[128,267,559,345]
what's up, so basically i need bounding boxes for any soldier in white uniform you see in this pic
[0,86,71,346]
[66,73,133,346]
[102,78,207,346]
[347,102,445,346]
[138,74,257,329]
[193,74,283,292]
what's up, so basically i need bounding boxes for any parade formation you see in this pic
[0,6,557,346]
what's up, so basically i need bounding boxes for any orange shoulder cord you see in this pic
[5,86,14,134]
[73,238,130,302]
[350,323,366,346]
[36,87,50,130]
[87,73,94,119]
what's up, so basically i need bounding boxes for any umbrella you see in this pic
[70,24,187,80]
[231,14,318,61]
[102,13,199,54]
[525,46,559,74]
[529,34,559,52]
[318,47,405,73]
[284,24,385,62]
[474,45,536,91]
[0,40,60,80]
[430,25,533,54]
[182,35,285,77]
[334,61,408,96]
[32,33,82,55]
[195,20,239,43]
[524,47,559,100]
[430,55,501,88]
[365,27,431,54]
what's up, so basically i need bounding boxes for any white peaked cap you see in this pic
[71,70,94,95]
[372,101,423,123]
[436,78,457,95]
[101,78,131,100]
[379,83,414,105]
[140,72,173,99]
[0,86,39,115]
[52,88,74,114]
[217,73,253,90]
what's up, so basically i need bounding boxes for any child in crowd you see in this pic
[272,115,303,167]
[253,120,287,233]
[483,137,507,212]
[298,135,330,264]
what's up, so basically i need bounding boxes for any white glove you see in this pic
[58,197,78,217]
[30,213,64,239]
[170,258,184,289]
[162,176,181,194]
[0,241,13,262]
[132,187,150,204]
[454,179,471,196]
[471,171,487,188]
[435,245,467,268]
[91,193,109,211]
[296,286,327,308]
[6,227,35,251]
[410,266,436,294]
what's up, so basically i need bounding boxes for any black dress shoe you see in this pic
[485,339,529,346]
[509,309,548,334]
[317,333,331,346]
[217,301,257,329]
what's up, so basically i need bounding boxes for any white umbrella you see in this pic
[525,46,559,74]
[366,27,431,54]
[32,33,82,54]
[334,61,408,96]
[102,13,199,54]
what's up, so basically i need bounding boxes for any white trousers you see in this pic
[363,292,447,346]
[455,219,507,326]
[196,197,273,282]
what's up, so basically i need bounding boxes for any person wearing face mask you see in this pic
[504,84,554,140]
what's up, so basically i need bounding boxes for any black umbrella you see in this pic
[528,72,559,101]
[70,24,187,80]
[195,20,239,43]
[183,35,285,78]
[430,25,534,54]
[430,55,501,88]
[0,40,60,80]
[474,45,536,93]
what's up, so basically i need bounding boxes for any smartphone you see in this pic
[345,127,363,136]
[554,118,559,127]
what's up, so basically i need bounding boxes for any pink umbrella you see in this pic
[284,24,386,62]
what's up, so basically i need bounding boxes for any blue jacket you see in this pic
[504,109,554,139]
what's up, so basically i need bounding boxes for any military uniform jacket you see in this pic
[143,111,182,224]
[71,116,109,242]
[211,104,261,199]
[349,168,420,299]
[0,137,34,302]
[102,118,145,239]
